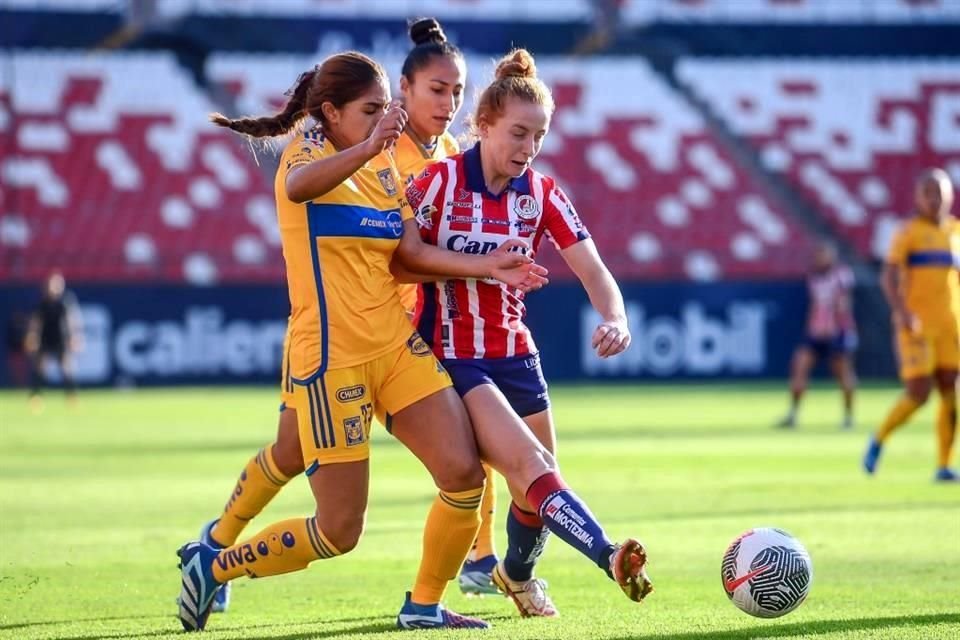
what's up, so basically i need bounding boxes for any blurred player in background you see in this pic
[25,271,82,410]
[864,168,959,482]
[177,50,546,632]
[777,242,857,429]
[405,48,652,618]
[185,17,480,615]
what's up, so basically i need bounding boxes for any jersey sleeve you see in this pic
[543,183,590,250]
[885,224,910,267]
[278,132,329,182]
[405,164,446,241]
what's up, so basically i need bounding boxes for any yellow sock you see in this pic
[936,393,957,468]
[211,516,339,582]
[876,395,921,443]
[471,464,497,560]
[213,445,291,546]
[411,485,484,605]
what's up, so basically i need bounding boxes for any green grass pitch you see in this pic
[1,383,957,639]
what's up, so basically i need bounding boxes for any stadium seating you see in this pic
[209,54,813,281]
[677,58,960,259]
[0,50,283,284]
[5,0,957,23]
[1,49,813,284]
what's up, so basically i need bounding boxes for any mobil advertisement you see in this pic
[523,281,807,380]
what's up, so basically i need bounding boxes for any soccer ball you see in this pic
[721,527,813,618]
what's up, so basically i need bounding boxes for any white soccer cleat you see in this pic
[491,561,558,618]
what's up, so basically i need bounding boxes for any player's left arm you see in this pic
[544,183,629,358]
[389,259,440,284]
[391,242,532,284]
[395,220,546,292]
[561,239,630,358]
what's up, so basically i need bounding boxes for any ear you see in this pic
[321,101,339,127]
[399,75,410,95]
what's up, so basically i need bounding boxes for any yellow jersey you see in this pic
[276,129,413,379]
[886,215,960,327]
[392,129,460,312]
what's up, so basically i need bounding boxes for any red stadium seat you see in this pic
[0,51,283,284]
[208,54,814,282]
[678,58,960,260]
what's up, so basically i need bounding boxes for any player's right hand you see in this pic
[893,310,922,335]
[364,101,407,155]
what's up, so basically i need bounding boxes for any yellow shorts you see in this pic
[292,332,451,470]
[279,327,295,409]
[896,318,960,379]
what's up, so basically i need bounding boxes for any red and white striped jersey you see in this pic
[807,264,855,337]
[408,143,590,360]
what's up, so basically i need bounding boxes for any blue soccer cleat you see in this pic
[458,554,500,596]
[198,519,231,613]
[934,467,960,482]
[863,437,883,475]
[396,591,490,630]
[177,541,222,632]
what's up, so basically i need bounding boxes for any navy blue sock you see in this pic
[503,502,551,582]
[527,472,616,571]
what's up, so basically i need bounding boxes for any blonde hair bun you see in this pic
[494,49,537,80]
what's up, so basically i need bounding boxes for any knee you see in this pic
[434,454,486,493]
[504,444,557,491]
[907,381,933,405]
[315,509,365,555]
[843,373,858,390]
[273,423,304,478]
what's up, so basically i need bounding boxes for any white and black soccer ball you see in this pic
[721,527,813,618]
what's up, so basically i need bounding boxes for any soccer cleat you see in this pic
[396,591,490,630]
[176,542,222,632]
[863,437,883,475]
[198,519,231,613]
[609,538,653,603]
[841,414,854,430]
[458,554,500,596]
[934,467,960,482]
[775,414,796,429]
[491,561,558,618]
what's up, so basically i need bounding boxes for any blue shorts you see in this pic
[443,352,550,418]
[804,331,857,359]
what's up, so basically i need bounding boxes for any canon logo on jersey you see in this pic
[446,234,502,255]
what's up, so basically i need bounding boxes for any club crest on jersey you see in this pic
[377,168,398,196]
[343,416,364,446]
[514,194,540,220]
[407,332,431,357]
[416,204,437,229]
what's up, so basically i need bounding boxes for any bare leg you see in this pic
[830,354,857,429]
[780,346,815,428]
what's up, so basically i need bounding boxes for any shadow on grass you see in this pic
[609,612,960,640]
[27,611,960,640]
[0,615,170,631]
[49,615,398,640]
